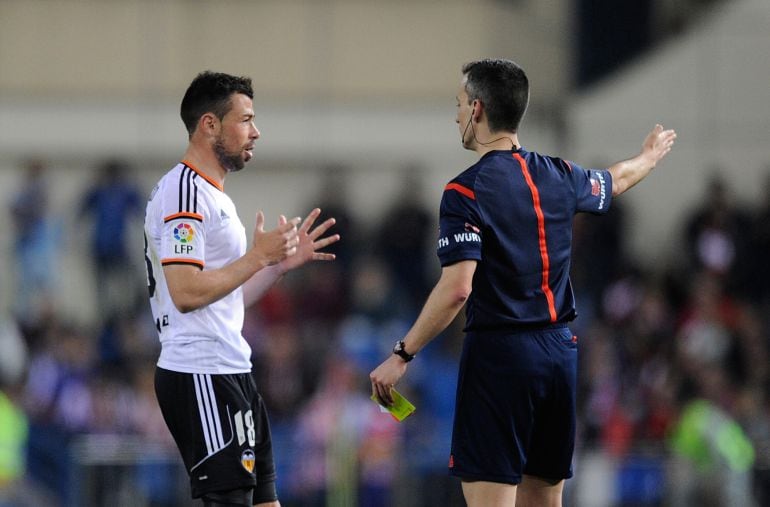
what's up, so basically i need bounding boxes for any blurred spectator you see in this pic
[0,316,56,507]
[0,388,28,506]
[0,318,27,391]
[682,173,752,296]
[405,315,466,507]
[128,358,175,445]
[746,169,770,304]
[94,308,158,374]
[336,255,412,374]
[251,321,312,423]
[290,354,402,507]
[23,321,96,433]
[311,163,358,276]
[0,317,28,505]
[628,285,679,443]
[734,385,770,507]
[572,196,628,324]
[668,368,755,507]
[375,165,435,312]
[674,272,742,383]
[291,260,350,356]
[9,159,58,332]
[579,322,622,448]
[289,164,358,349]
[79,158,144,321]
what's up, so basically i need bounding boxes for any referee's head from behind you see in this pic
[461,59,529,135]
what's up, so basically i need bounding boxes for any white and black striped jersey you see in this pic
[144,161,252,374]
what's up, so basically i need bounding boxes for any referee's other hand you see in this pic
[370,354,408,405]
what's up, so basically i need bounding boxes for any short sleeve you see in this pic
[160,205,206,270]
[437,182,483,266]
[570,162,612,214]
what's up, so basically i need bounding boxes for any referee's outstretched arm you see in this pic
[609,124,677,196]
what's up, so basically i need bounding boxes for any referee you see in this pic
[370,59,676,506]
[144,71,339,507]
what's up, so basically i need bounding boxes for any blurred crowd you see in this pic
[1,159,769,507]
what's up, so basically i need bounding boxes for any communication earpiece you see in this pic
[460,100,479,146]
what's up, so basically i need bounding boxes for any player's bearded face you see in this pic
[213,133,246,173]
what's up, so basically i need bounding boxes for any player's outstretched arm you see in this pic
[165,215,300,313]
[608,124,677,197]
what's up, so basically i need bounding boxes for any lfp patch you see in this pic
[173,223,195,243]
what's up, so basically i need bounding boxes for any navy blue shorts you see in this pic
[449,326,577,484]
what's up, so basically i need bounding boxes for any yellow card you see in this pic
[371,388,416,422]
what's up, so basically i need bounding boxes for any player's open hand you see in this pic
[642,124,677,166]
[279,208,339,272]
[251,211,301,266]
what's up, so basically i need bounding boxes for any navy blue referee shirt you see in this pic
[437,148,613,331]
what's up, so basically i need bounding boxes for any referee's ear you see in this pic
[471,100,480,123]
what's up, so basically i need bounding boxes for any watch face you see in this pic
[393,341,413,361]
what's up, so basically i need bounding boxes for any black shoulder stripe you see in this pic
[185,166,193,212]
[193,173,199,214]
[178,166,187,213]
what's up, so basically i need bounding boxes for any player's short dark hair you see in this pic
[180,71,254,136]
[462,59,529,134]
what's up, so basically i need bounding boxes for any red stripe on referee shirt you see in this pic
[444,182,475,200]
[514,153,558,322]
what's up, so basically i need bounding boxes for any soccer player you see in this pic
[370,59,676,506]
[144,71,339,507]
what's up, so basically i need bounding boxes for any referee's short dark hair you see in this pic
[462,59,529,134]
[180,71,254,136]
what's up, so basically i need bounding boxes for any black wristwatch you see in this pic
[393,340,416,362]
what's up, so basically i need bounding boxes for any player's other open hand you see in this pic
[278,208,339,272]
